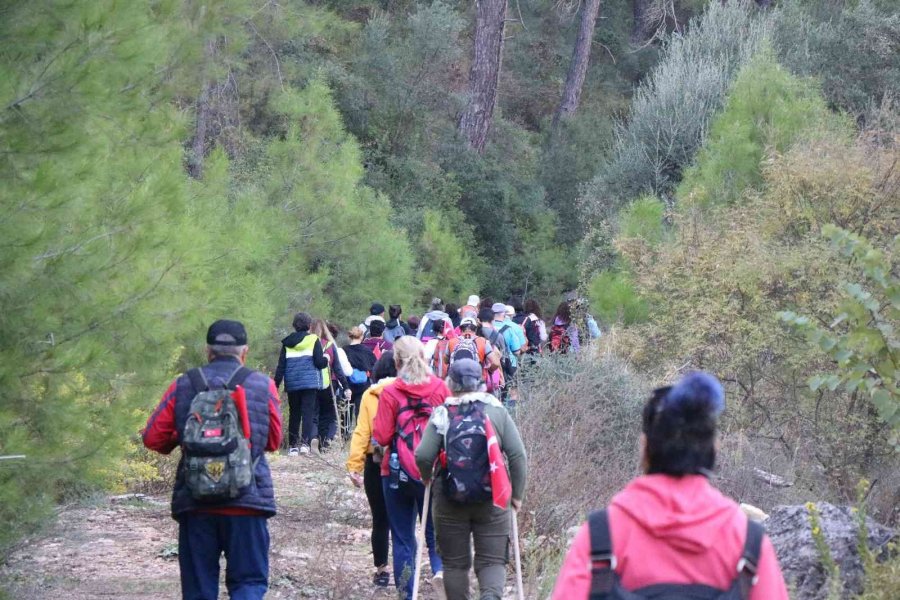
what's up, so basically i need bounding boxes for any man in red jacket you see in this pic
[143,319,282,600]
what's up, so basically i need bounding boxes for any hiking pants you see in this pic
[364,454,390,568]
[316,387,337,447]
[382,478,443,599]
[178,513,269,600]
[287,389,317,448]
[432,482,510,600]
[349,381,370,435]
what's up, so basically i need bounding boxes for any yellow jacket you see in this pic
[346,377,396,474]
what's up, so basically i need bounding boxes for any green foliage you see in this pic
[0,0,217,549]
[780,226,900,447]
[417,209,482,306]
[617,130,899,501]
[618,195,669,246]
[588,270,649,325]
[679,49,848,208]
[582,1,769,217]
[774,0,900,118]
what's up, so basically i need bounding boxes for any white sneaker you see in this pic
[299,444,310,455]
[310,438,319,454]
[432,572,446,600]
[288,447,299,457]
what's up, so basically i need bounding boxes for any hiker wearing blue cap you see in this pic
[552,372,788,599]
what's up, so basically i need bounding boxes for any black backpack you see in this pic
[442,401,492,504]
[587,509,763,600]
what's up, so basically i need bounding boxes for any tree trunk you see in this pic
[630,0,655,45]
[188,81,211,179]
[458,0,507,154]
[554,0,602,127]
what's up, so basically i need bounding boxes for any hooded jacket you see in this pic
[416,310,450,340]
[372,374,450,477]
[384,318,411,342]
[344,343,377,376]
[274,330,328,392]
[551,475,788,600]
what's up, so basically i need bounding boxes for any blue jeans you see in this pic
[178,513,269,600]
[382,478,443,599]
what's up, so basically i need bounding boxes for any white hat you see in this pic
[466,294,480,307]
[505,304,515,317]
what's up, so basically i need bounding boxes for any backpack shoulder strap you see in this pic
[587,509,616,600]
[187,368,208,394]
[226,366,253,390]
[737,519,765,599]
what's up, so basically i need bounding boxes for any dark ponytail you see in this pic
[641,372,724,476]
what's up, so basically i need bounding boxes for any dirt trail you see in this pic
[1,449,526,599]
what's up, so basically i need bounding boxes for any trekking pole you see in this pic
[511,508,525,600]
[328,384,343,447]
[411,481,432,600]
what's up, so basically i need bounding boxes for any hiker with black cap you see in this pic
[143,319,283,600]
[415,358,527,600]
[360,303,386,339]
[551,372,788,599]
[274,312,329,456]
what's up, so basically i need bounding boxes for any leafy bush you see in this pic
[616,131,900,515]
[588,271,649,325]
[678,49,847,208]
[581,1,769,217]
[780,226,900,448]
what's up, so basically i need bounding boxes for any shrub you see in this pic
[773,0,900,119]
[587,270,649,325]
[581,1,769,218]
[516,353,650,537]
[678,49,847,208]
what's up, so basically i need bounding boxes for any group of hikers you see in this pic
[142,295,790,600]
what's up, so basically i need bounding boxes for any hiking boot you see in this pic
[310,438,319,454]
[299,444,310,455]
[432,571,446,600]
[288,447,299,457]
[373,571,390,587]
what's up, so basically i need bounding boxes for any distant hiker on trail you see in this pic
[346,351,398,588]
[362,319,393,359]
[416,297,450,341]
[492,303,524,402]
[474,309,505,397]
[565,291,602,343]
[360,302,386,339]
[444,302,461,329]
[549,301,579,354]
[311,319,350,453]
[424,318,451,378]
[274,312,329,456]
[415,358,527,600]
[460,294,480,319]
[143,319,282,600]
[344,326,377,428]
[551,372,789,600]
[384,304,412,342]
[518,298,548,355]
[372,337,449,600]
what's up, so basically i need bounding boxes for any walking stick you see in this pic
[328,384,343,446]
[511,508,525,600]
[411,481,432,600]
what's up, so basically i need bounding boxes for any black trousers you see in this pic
[287,388,317,448]
[364,454,390,568]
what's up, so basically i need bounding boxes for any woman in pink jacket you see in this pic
[552,372,788,600]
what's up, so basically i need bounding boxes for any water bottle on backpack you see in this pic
[389,452,400,490]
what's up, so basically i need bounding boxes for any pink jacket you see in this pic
[552,475,788,600]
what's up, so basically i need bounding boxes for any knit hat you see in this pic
[370,302,385,316]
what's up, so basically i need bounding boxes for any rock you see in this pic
[766,503,895,599]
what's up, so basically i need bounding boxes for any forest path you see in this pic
[0,449,525,599]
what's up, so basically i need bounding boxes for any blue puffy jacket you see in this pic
[274,330,328,391]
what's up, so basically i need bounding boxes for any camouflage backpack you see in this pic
[182,367,255,501]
